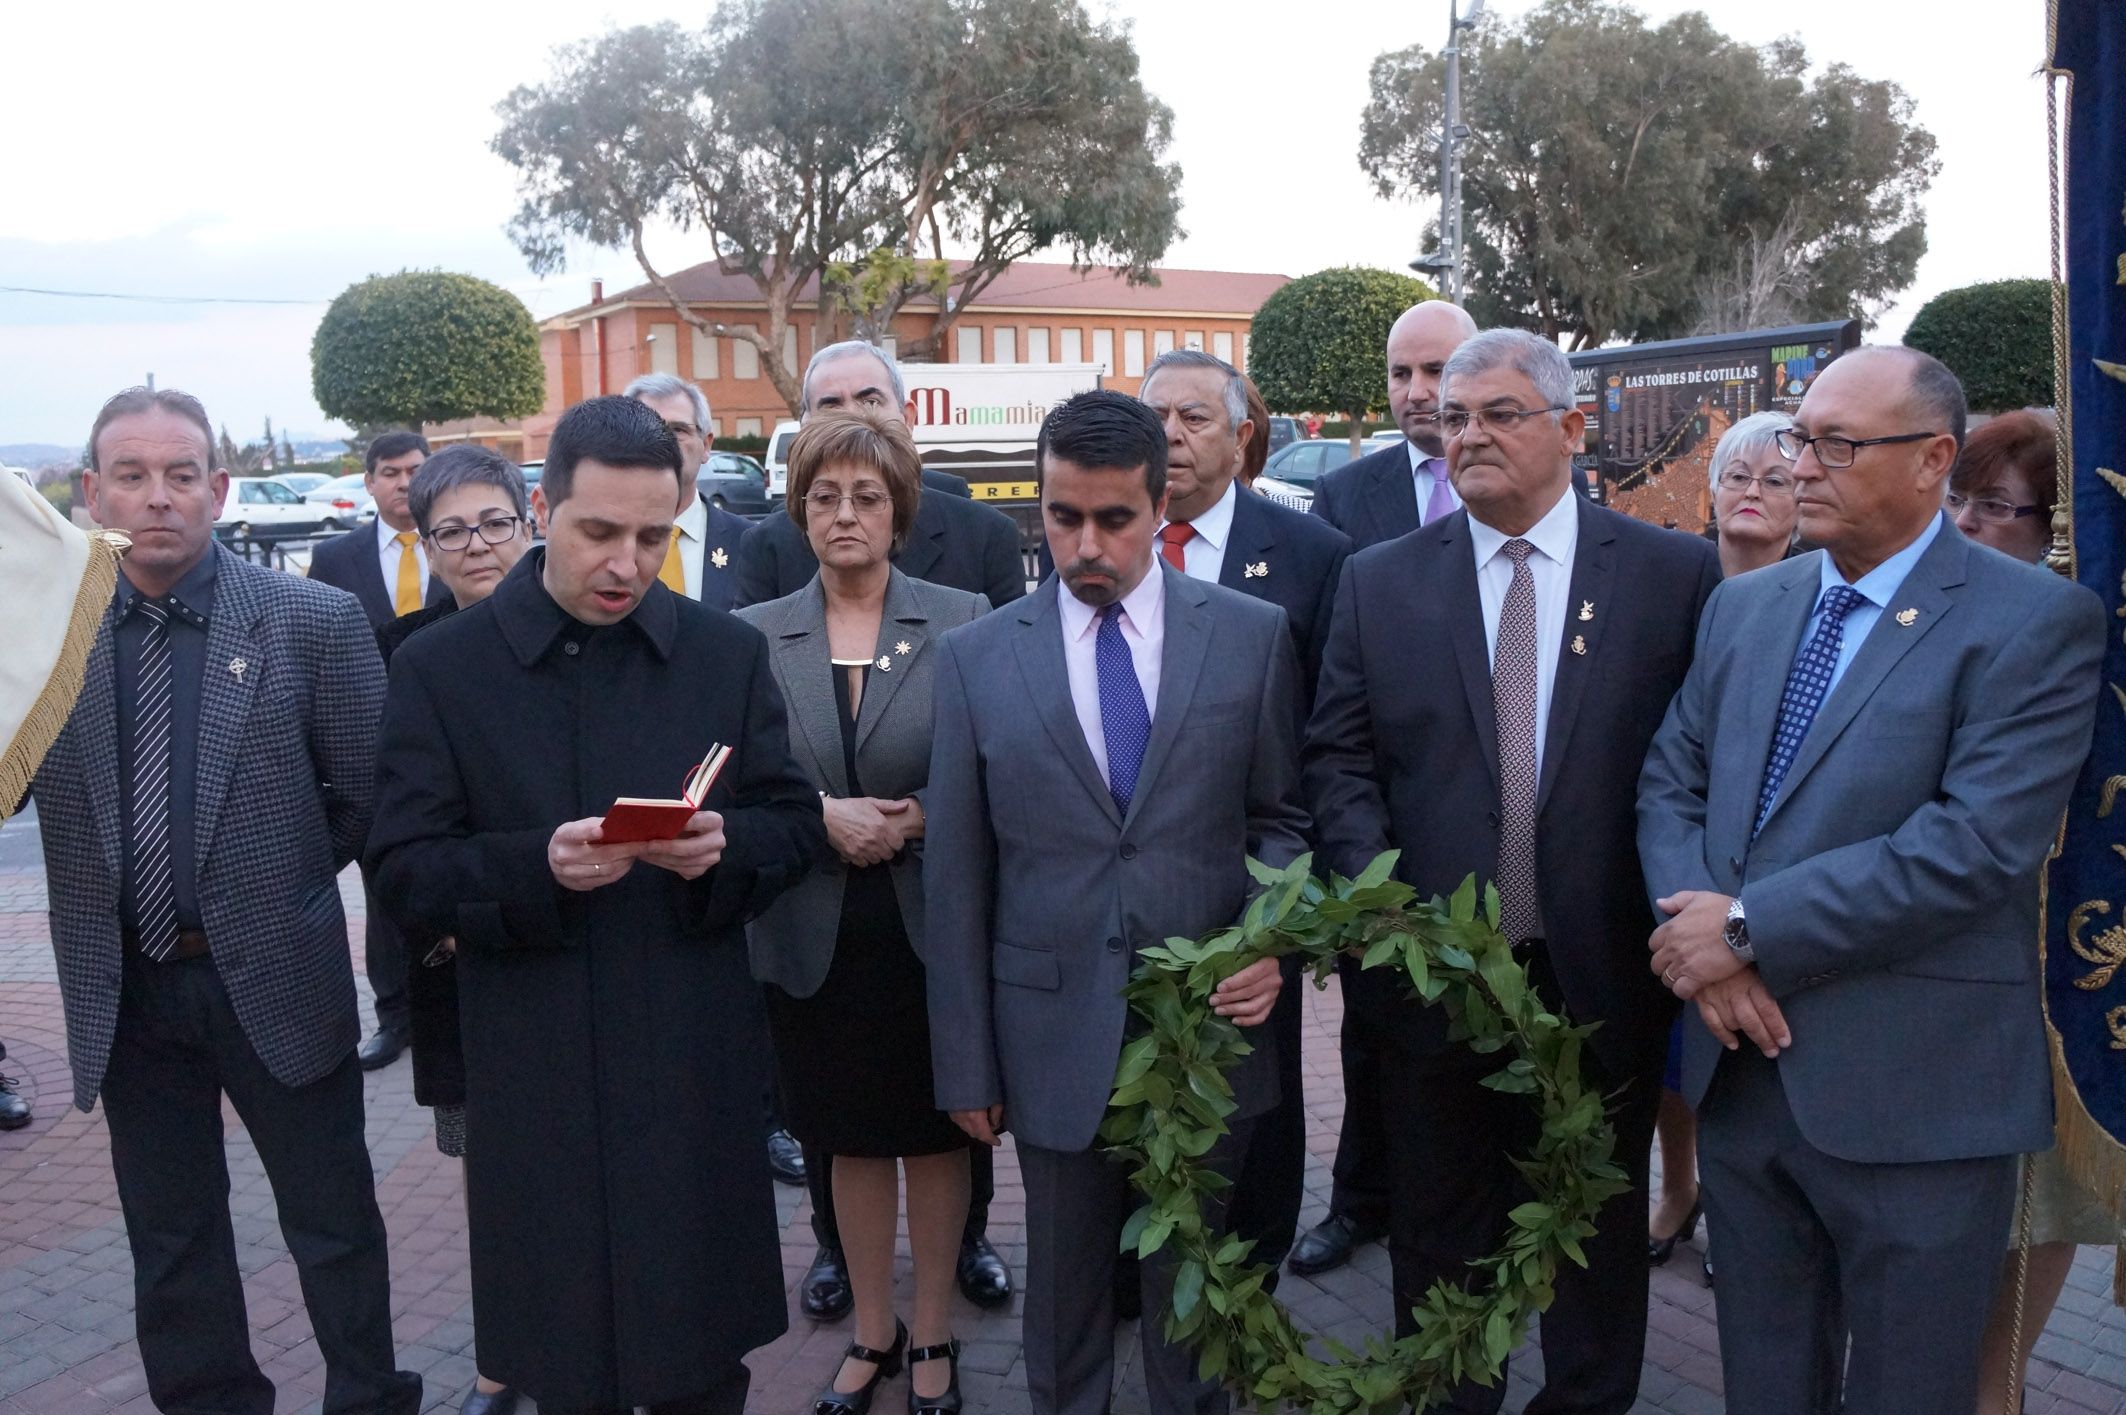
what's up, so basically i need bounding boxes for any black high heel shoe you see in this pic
[1647,1195,1702,1266]
[813,1319,906,1415]
[907,1337,962,1415]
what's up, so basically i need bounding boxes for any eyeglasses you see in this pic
[1945,491,2042,524]
[427,515,525,552]
[803,488,893,516]
[1439,405,1571,438]
[1773,428,1942,470]
[1716,468,1796,497]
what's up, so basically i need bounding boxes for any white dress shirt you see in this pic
[670,494,707,601]
[1057,562,1166,787]
[1468,486,1579,776]
[375,515,430,601]
[1410,442,1461,525]
[1158,478,1238,583]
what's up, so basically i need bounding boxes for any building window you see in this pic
[1238,333,1250,372]
[649,324,679,376]
[1183,330,1204,352]
[732,327,761,381]
[1093,329,1114,375]
[736,417,763,437]
[956,326,983,364]
[692,327,719,380]
[1154,330,1175,357]
[993,326,1017,364]
[782,327,800,373]
[880,336,898,359]
[1123,329,1145,377]
[1213,331,1233,364]
[1061,328,1084,364]
[1027,327,1050,364]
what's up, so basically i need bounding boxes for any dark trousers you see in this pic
[360,871,409,1035]
[1226,956,1307,1270]
[1699,1046,2016,1415]
[807,1144,994,1247]
[101,951,418,1415]
[1020,1119,1255,1415]
[541,1360,750,1415]
[1326,955,1392,1228]
[1380,1015,1659,1414]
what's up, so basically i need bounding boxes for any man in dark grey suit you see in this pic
[35,388,418,1415]
[1638,347,2106,1414]
[926,391,1309,1414]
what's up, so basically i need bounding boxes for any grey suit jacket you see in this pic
[923,567,1312,1153]
[1638,526,2104,1164]
[34,546,386,1108]
[737,570,988,996]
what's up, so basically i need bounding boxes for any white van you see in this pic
[764,420,800,501]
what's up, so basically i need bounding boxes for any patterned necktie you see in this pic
[1492,539,1542,942]
[130,597,181,961]
[1157,522,1194,572]
[392,532,422,615]
[1422,459,1456,526]
[1095,603,1151,817]
[1755,585,1867,836]
[659,525,687,592]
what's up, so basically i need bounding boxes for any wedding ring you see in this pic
[593,863,603,874]
[1662,966,1678,987]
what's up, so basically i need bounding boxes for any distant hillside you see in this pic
[0,444,74,470]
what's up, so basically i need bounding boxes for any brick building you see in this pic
[426,260,1290,460]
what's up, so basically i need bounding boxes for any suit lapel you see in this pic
[79,607,125,879]
[1438,513,1500,790]
[355,527,391,623]
[695,507,742,613]
[1762,531,1965,831]
[1010,582,1122,828]
[1215,490,1275,594]
[1126,567,1211,825]
[192,551,264,857]
[1535,500,1616,814]
[1739,555,1823,815]
[770,580,850,797]
[854,571,926,754]
[895,492,947,581]
[1365,449,1420,543]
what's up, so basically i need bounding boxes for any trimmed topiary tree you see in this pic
[1249,267,1438,455]
[311,271,548,433]
[1902,278,2055,412]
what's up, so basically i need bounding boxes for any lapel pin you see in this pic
[1244,561,1268,579]
[1579,600,1595,622]
[228,657,248,684]
[710,547,729,570]
[1570,635,1587,656]
[894,640,912,656]
[876,654,893,672]
[1896,608,1919,627]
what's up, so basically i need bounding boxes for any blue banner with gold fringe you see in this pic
[2045,0,2126,1212]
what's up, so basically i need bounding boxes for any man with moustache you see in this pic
[368,396,828,1414]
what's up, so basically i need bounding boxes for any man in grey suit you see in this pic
[35,388,419,1414]
[926,390,1308,1415]
[1637,347,2106,1414]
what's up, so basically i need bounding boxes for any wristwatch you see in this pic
[1723,897,1754,963]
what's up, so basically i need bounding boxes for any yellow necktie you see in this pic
[659,526,686,593]
[393,532,422,615]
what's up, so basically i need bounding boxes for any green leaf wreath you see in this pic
[1099,852,1630,1414]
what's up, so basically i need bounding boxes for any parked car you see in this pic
[218,477,328,540]
[698,450,771,514]
[764,420,800,500]
[519,462,543,497]
[272,471,333,496]
[305,473,375,530]
[1262,416,1303,454]
[1256,439,1360,499]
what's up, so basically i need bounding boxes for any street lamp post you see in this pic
[1418,0,1485,306]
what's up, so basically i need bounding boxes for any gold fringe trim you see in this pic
[0,532,123,818]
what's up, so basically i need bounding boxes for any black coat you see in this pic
[1304,498,1720,1078]
[366,551,828,1407]
[1309,443,1421,551]
[1217,488,1352,718]
[732,468,1025,609]
[307,523,451,629]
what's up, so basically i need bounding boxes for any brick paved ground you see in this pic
[7,846,2126,1413]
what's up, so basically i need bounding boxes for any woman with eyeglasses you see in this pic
[1948,408,2056,564]
[373,445,534,1415]
[736,409,986,1415]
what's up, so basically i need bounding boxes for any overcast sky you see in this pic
[0,0,2051,449]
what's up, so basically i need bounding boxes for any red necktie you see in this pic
[1158,522,1194,571]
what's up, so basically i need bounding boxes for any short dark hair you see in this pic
[365,431,432,475]
[541,395,683,507]
[408,445,529,536]
[1037,389,1167,503]
[89,387,215,472]
[1239,376,1271,485]
[1888,346,1969,451]
[1952,408,2057,519]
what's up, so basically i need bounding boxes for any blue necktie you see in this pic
[1754,585,1867,836]
[1095,603,1150,817]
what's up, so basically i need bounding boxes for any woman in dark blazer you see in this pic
[738,410,986,1415]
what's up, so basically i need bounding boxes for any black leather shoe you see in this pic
[357,1027,407,1071]
[907,1336,962,1415]
[803,1245,853,1321]
[0,1072,29,1131]
[813,1318,904,1415]
[1648,1196,1702,1266]
[1286,1212,1385,1277]
[459,1385,520,1415]
[768,1127,807,1186]
[955,1234,1011,1308]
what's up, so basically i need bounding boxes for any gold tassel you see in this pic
[0,531,123,818]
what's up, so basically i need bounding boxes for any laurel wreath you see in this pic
[1098,851,1629,1414]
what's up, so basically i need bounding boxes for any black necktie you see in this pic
[130,597,180,960]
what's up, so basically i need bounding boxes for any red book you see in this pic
[598,744,732,844]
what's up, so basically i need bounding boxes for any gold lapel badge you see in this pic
[1570,635,1587,656]
[710,547,729,570]
[894,640,912,656]
[876,654,893,672]
[1896,607,1919,627]
[1244,561,1268,579]
[1578,600,1595,622]
[228,657,248,684]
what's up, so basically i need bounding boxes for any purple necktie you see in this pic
[1422,459,1456,526]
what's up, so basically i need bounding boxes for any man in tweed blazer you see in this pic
[34,388,419,1415]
